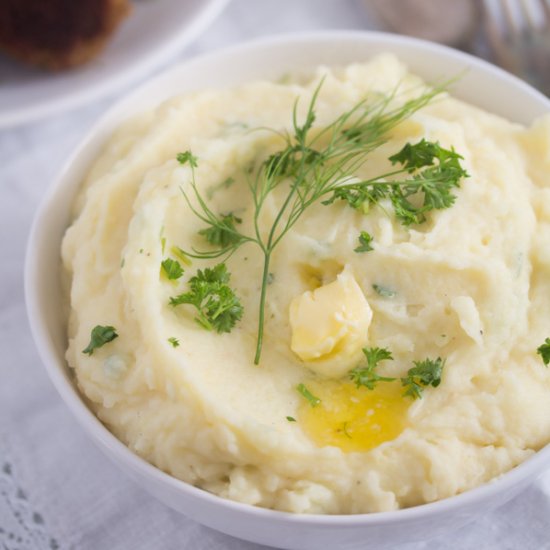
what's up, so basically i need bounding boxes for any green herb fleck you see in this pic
[177,150,198,168]
[82,325,118,356]
[296,383,321,407]
[537,338,550,366]
[286,416,297,422]
[401,357,445,399]
[372,284,396,298]
[161,258,184,280]
[199,213,243,248]
[354,231,374,253]
[349,347,396,390]
[169,263,243,333]
[168,337,180,348]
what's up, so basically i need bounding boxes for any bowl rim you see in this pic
[25,29,550,526]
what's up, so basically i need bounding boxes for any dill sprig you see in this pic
[177,80,468,364]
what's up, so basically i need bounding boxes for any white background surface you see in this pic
[1,1,550,548]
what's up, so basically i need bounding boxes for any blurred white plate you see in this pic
[0,0,228,128]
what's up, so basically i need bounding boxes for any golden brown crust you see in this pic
[0,0,132,71]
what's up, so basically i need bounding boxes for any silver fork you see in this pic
[483,0,550,95]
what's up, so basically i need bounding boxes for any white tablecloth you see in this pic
[1,1,550,548]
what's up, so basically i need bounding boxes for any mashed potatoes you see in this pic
[62,54,550,514]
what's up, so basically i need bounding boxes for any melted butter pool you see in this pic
[298,381,409,452]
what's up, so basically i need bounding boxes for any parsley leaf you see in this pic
[286,416,297,422]
[354,231,374,253]
[82,325,118,356]
[401,357,445,399]
[161,258,184,280]
[168,337,180,348]
[537,338,550,366]
[199,213,242,248]
[388,140,467,225]
[169,263,243,333]
[296,383,321,407]
[349,347,395,390]
[326,139,468,226]
[177,151,198,168]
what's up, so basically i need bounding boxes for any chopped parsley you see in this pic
[354,231,374,253]
[167,337,180,348]
[176,150,198,168]
[169,263,243,333]
[347,348,446,400]
[296,383,321,407]
[286,416,297,422]
[82,325,118,356]
[349,347,396,390]
[537,338,550,366]
[325,139,468,226]
[401,357,445,399]
[161,258,184,280]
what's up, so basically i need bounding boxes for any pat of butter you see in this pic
[289,266,372,377]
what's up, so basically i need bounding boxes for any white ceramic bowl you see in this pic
[25,31,550,550]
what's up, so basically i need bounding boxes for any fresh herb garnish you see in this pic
[537,338,550,366]
[354,231,374,253]
[349,347,396,389]
[82,325,118,356]
[401,357,445,399]
[177,151,198,168]
[169,263,243,333]
[177,80,467,363]
[198,213,242,248]
[296,383,321,407]
[347,348,446,399]
[168,337,180,348]
[324,139,468,226]
[372,284,396,298]
[161,258,184,280]
[286,416,297,422]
